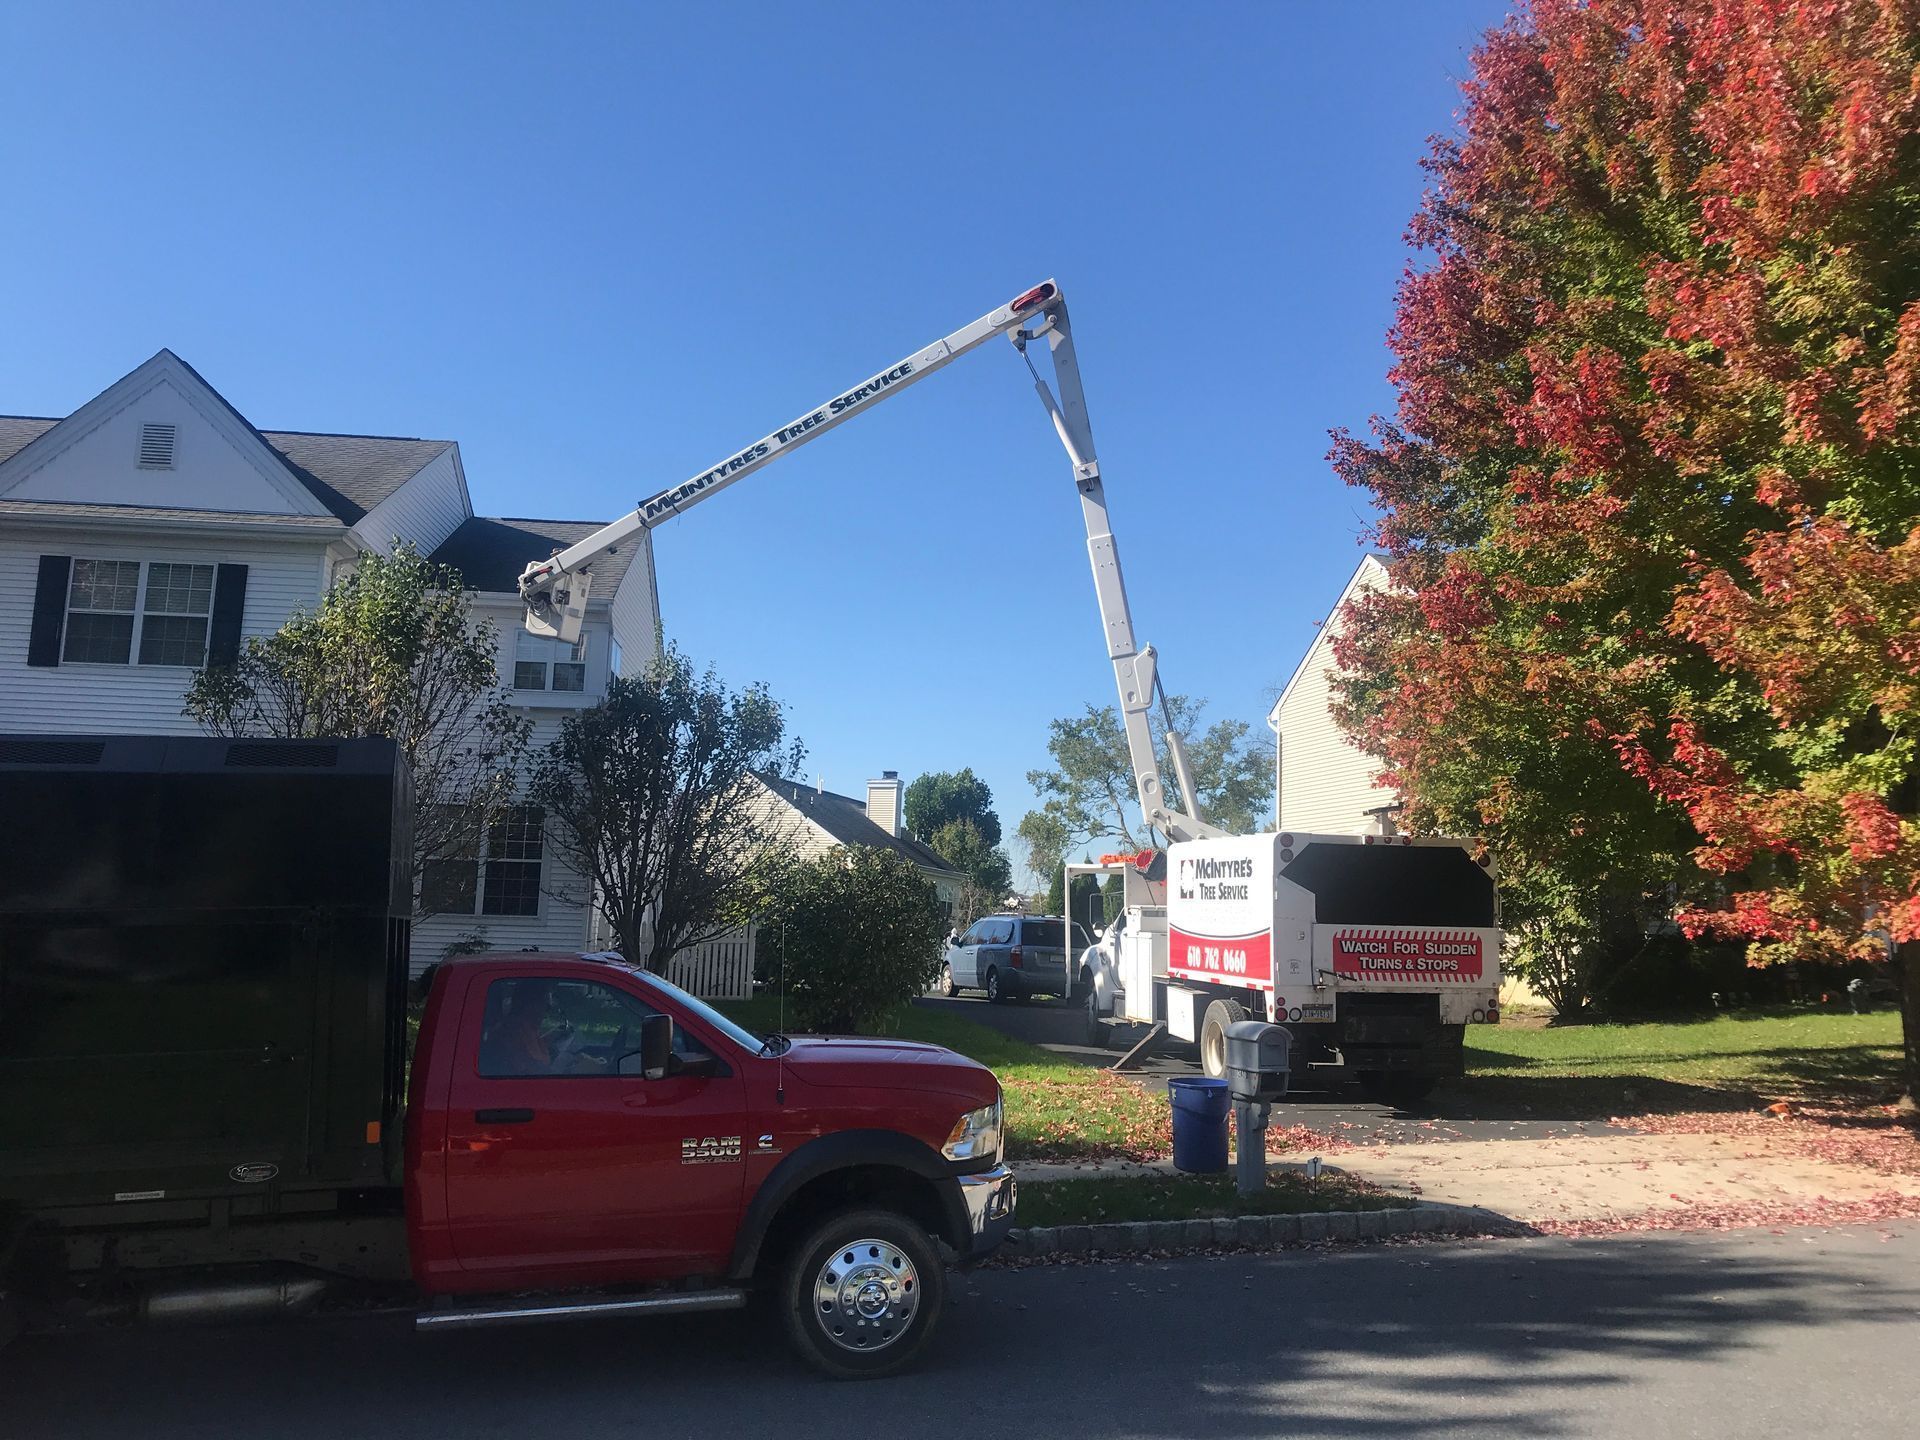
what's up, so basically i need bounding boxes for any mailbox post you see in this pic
[1224,1021,1291,1197]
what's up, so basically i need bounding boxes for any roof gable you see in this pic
[0,352,454,526]
[1268,553,1389,725]
[0,351,334,519]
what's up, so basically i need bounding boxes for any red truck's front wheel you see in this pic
[781,1208,946,1379]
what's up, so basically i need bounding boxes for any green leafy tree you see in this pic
[530,646,802,972]
[182,544,530,915]
[904,768,1001,847]
[1021,697,1268,856]
[758,847,947,1033]
[926,816,1014,927]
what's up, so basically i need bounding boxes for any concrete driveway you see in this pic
[917,994,1629,1144]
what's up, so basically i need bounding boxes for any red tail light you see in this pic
[1009,283,1056,313]
[1010,947,1024,969]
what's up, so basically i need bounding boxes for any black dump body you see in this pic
[0,735,411,1212]
[1280,840,1499,1076]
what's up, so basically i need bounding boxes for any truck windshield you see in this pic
[637,970,770,1054]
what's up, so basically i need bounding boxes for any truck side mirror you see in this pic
[639,1013,673,1080]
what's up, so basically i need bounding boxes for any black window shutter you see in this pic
[27,555,71,667]
[208,564,248,667]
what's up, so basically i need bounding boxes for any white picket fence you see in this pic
[665,925,757,1001]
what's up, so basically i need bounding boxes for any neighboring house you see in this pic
[753,770,968,918]
[0,349,660,975]
[1265,552,1399,835]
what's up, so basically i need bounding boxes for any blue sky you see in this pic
[1,2,1511,879]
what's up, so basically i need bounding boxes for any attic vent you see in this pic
[138,422,177,470]
[0,739,106,766]
[225,741,339,768]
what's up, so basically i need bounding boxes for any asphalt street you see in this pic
[917,994,1628,1144]
[6,1225,1916,1439]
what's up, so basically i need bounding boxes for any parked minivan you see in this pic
[941,915,1092,1003]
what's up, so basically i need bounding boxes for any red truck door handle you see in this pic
[473,1108,535,1124]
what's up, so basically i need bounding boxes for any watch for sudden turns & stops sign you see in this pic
[1326,928,1486,983]
[1167,837,1276,988]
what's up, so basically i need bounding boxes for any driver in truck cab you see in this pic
[481,980,598,1076]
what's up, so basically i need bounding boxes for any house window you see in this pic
[418,804,545,917]
[608,636,623,678]
[61,558,214,667]
[416,806,545,917]
[482,806,544,915]
[514,630,586,692]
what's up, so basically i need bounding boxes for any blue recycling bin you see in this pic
[1168,1075,1231,1173]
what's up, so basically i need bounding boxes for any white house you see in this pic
[752,771,967,918]
[1265,552,1399,835]
[0,349,660,975]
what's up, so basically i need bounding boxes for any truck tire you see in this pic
[1082,987,1108,1048]
[780,1208,946,1380]
[1199,998,1248,1079]
[985,968,1004,1004]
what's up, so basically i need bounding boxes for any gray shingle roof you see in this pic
[757,773,964,876]
[431,516,645,596]
[258,431,453,524]
[0,413,451,526]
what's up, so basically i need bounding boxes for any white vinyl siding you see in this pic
[606,535,660,678]
[1,528,332,734]
[1272,557,1397,834]
[349,445,469,558]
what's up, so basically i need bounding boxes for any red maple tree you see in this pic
[1332,0,1920,1097]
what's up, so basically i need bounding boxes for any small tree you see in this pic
[758,847,946,1033]
[182,544,529,913]
[531,646,801,972]
[925,816,1013,928]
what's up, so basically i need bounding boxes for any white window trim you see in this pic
[513,630,588,696]
[62,556,215,669]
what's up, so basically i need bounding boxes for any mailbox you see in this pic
[1225,1020,1291,1102]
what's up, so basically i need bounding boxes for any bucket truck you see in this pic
[515,282,1502,1104]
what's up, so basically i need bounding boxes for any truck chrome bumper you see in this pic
[956,1162,1016,1257]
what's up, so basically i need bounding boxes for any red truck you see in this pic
[0,736,1014,1379]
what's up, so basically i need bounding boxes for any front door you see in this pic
[441,973,748,1284]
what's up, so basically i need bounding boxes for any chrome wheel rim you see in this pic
[813,1239,919,1352]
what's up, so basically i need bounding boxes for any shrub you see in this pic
[757,847,946,1033]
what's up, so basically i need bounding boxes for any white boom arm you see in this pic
[517,281,1223,845]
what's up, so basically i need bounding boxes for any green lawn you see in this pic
[1016,1171,1408,1227]
[719,996,1172,1162]
[1461,1009,1906,1112]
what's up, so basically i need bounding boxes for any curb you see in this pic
[997,1203,1525,1260]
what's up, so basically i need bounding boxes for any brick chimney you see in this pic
[866,771,903,838]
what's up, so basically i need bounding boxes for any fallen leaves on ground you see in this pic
[1615,1102,1920,1179]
